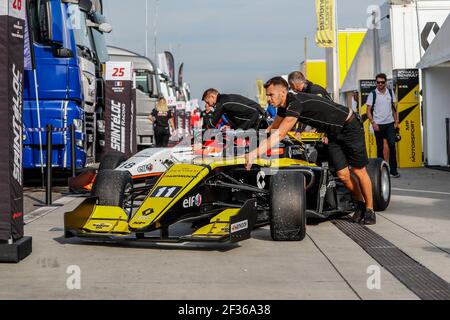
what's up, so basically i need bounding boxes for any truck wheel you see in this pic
[269,171,306,241]
[91,169,133,216]
[99,152,128,171]
[367,158,391,211]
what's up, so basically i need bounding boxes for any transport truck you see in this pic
[23,0,111,170]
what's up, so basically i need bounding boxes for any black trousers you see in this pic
[154,126,170,147]
[374,122,398,175]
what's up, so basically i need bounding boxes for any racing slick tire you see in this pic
[98,152,128,171]
[367,158,391,212]
[269,171,306,241]
[91,169,133,213]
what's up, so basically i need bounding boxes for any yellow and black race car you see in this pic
[64,132,391,243]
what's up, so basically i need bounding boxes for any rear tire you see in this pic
[92,170,133,215]
[99,152,128,171]
[367,158,391,211]
[269,171,306,241]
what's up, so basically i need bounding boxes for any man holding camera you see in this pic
[367,73,400,178]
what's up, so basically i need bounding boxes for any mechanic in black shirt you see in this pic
[288,71,332,101]
[245,77,376,225]
[202,88,268,130]
[149,97,176,147]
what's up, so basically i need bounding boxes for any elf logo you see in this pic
[183,194,202,208]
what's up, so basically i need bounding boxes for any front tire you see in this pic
[269,171,306,241]
[98,152,128,171]
[92,169,133,216]
[367,158,391,211]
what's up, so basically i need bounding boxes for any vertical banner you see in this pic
[0,0,25,241]
[164,51,175,83]
[178,62,184,88]
[104,61,136,158]
[256,80,268,108]
[393,69,422,168]
[315,0,335,48]
[359,80,378,159]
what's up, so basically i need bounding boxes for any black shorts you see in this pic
[327,118,368,171]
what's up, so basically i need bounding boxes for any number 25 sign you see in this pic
[106,62,132,81]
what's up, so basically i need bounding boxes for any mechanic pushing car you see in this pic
[202,88,269,130]
[245,77,376,225]
[288,71,332,101]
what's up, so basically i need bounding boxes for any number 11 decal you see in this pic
[151,186,181,198]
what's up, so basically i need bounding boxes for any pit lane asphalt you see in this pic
[1,168,449,300]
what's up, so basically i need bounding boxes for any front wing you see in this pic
[64,198,257,244]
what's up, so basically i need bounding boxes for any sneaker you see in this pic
[352,201,366,223]
[391,172,401,178]
[361,208,376,225]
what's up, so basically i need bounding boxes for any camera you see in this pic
[395,128,401,142]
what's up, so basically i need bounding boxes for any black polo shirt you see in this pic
[277,93,350,136]
[302,81,332,101]
[208,94,266,130]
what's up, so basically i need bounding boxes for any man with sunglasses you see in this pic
[367,73,400,178]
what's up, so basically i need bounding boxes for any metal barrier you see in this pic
[27,124,77,207]
[447,118,450,167]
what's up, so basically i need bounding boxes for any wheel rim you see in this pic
[381,165,390,202]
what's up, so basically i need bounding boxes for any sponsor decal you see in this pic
[110,100,126,153]
[142,208,154,216]
[136,163,153,173]
[92,223,112,230]
[257,171,266,189]
[183,194,202,208]
[12,212,23,220]
[231,220,248,233]
[12,63,22,185]
[290,148,304,156]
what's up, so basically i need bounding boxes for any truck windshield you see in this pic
[69,4,94,56]
[136,71,152,95]
[91,28,109,64]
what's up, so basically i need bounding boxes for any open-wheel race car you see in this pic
[64,132,392,243]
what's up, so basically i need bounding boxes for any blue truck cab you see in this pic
[24,0,98,170]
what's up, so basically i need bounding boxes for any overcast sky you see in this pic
[103,0,385,100]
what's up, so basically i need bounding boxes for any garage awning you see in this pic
[417,14,450,69]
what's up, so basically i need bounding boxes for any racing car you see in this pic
[64,132,391,244]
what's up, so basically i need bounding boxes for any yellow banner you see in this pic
[256,80,268,107]
[315,0,336,48]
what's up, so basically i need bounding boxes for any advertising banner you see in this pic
[164,51,175,83]
[178,62,184,88]
[256,80,268,108]
[359,80,378,159]
[104,61,136,158]
[315,0,335,48]
[0,0,25,241]
[393,69,422,168]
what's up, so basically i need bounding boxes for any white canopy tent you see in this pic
[417,14,450,166]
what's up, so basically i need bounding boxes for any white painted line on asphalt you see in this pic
[392,188,450,196]
[24,195,82,225]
